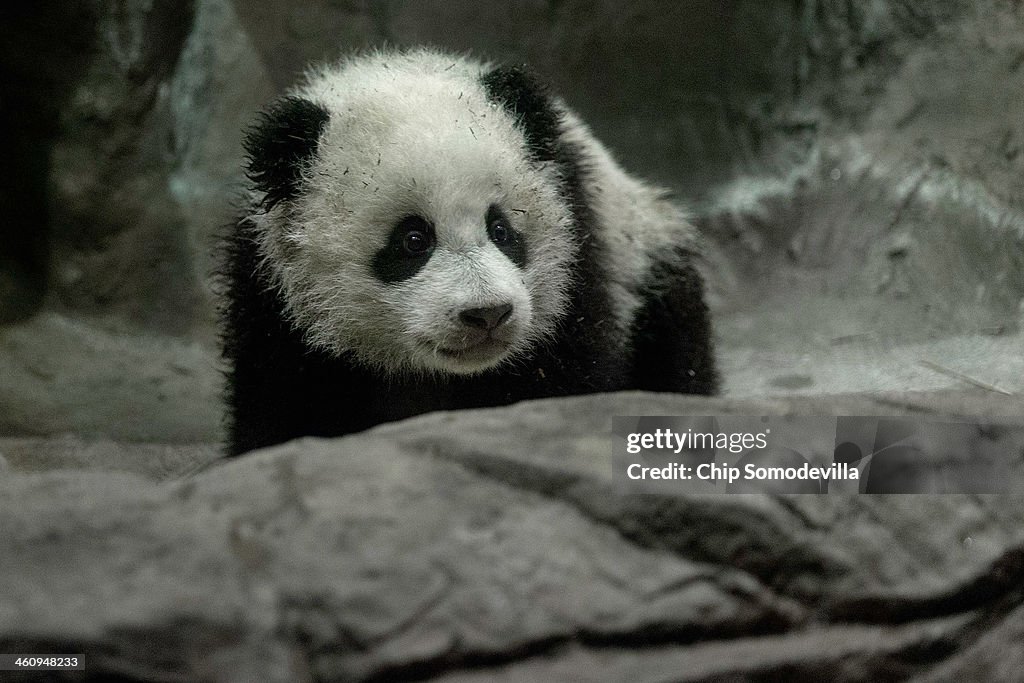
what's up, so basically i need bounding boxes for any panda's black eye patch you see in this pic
[372,215,436,283]
[486,205,526,269]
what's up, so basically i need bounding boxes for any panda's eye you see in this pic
[402,229,430,254]
[486,210,515,246]
[490,221,510,244]
[395,216,434,257]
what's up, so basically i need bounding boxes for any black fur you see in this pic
[243,96,330,209]
[481,66,560,164]
[221,64,717,457]
[631,250,719,395]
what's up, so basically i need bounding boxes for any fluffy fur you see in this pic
[221,48,717,456]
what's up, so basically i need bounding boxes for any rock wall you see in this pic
[1,0,994,329]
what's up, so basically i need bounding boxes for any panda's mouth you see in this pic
[436,337,510,361]
[415,329,518,370]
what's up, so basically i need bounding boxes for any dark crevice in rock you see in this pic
[770,495,832,531]
[583,493,846,600]
[358,614,974,683]
[360,613,798,683]
[699,636,962,683]
[824,544,1024,624]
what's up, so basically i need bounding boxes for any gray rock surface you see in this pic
[0,312,221,442]
[1,393,1023,681]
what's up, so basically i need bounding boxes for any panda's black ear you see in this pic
[244,96,331,209]
[481,66,560,164]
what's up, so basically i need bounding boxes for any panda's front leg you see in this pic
[629,252,718,395]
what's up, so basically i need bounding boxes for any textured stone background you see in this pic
[1,1,1024,681]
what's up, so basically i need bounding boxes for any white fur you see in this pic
[247,48,696,376]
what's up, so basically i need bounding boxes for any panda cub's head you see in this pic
[243,50,577,376]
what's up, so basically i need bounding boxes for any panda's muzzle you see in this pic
[458,303,513,331]
[430,302,517,362]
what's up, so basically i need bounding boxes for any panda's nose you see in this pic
[459,303,513,330]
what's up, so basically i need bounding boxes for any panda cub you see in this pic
[222,48,717,456]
